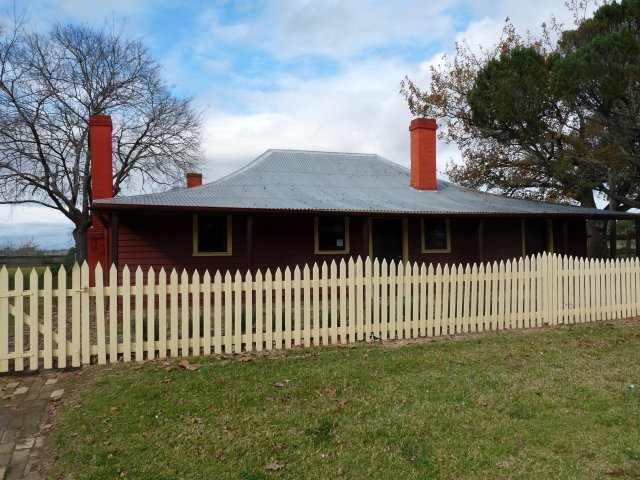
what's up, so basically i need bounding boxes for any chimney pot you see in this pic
[186,172,203,188]
[409,118,438,190]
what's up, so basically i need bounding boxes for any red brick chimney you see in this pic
[409,118,437,190]
[87,115,113,278]
[186,172,203,188]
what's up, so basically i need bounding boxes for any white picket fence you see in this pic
[1,253,639,372]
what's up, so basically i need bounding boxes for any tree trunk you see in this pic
[586,220,608,258]
[72,223,90,264]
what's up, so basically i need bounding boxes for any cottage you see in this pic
[88,116,637,277]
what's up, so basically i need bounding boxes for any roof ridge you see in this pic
[265,148,380,156]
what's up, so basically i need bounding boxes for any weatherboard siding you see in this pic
[115,212,588,277]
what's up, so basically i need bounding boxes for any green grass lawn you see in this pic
[45,321,640,480]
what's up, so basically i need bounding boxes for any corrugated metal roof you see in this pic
[93,149,636,217]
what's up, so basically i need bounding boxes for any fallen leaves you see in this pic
[274,380,290,388]
[265,462,284,471]
[179,360,199,371]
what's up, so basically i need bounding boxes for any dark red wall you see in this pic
[115,212,588,276]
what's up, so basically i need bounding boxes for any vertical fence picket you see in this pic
[29,272,39,367]
[403,261,412,339]
[71,263,81,367]
[180,270,190,357]
[470,264,479,333]
[203,271,212,355]
[631,257,640,317]
[192,271,201,356]
[255,270,264,352]
[396,261,405,339]
[27,269,38,370]
[303,265,311,347]
[462,264,471,333]
[339,260,348,343]
[169,269,179,358]
[522,257,529,329]
[433,264,442,336]
[616,259,623,320]
[448,264,458,334]
[274,269,283,349]
[411,262,420,338]
[427,264,435,336]
[578,258,586,323]
[147,268,156,360]
[264,270,273,351]
[496,261,505,330]
[0,267,7,372]
[94,265,106,365]
[234,271,243,353]
[223,272,233,353]
[109,266,119,363]
[57,266,67,368]
[380,260,388,341]
[371,258,381,344]
[355,258,363,342]
[135,267,145,361]
[586,259,594,323]
[311,264,319,346]
[537,254,544,326]
[320,262,329,344]
[605,258,613,320]
[244,271,253,352]
[364,258,373,342]
[347,259,356,343]
[158,268,168,359]
[419,263,427,336]
[624,259,631,320]
[284,268,292,349]
[122,266,132,362]
[388,261,397,339]
[443,264,452,335]
[293,267,301,347]
[80,262,90,365]
[477,263,486,332]
[330,261,338,344]
[14,269,24,372]
[213,271,222,354]
[455,264,465,334]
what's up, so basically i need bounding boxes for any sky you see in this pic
[0,0,593,250]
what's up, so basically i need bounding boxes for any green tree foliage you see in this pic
[401,0,640,256]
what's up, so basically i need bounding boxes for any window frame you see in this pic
[421,217,451,253]
[314,216,350,254]
[192,214,233,257]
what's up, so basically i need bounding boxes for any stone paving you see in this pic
[0,373,68,480]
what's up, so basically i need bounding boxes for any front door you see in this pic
[371,218,404,264]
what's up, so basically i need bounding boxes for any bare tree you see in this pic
[0,20,202,261]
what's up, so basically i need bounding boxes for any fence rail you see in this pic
[1,253,639,372]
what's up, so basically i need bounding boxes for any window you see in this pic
[314,216,349,254]
[193,214,232,256]
[421,218,451,253]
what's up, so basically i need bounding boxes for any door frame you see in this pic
[368,217,409,264]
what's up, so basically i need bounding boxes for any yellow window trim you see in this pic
[368,217,409,264]
[193,214,233,257]
[521,219,554,256]
[421,218,451,253]
[314,216,350,254]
